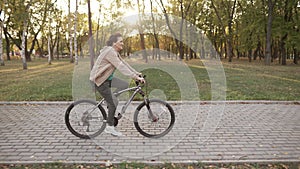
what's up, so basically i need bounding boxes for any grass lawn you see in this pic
[0,57,299,101]
[0,58,73,101]
[220,59,300,100]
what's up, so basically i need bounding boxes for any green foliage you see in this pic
[2,0,300,64]
[237,1,265,51]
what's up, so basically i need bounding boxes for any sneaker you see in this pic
[104,126,122,136]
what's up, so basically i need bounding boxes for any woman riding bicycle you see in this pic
[90,33,145,136]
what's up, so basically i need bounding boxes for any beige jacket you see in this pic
[90,46,140,86]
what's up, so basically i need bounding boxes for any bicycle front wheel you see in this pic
[134,99,175,138]
[65,99,107,139]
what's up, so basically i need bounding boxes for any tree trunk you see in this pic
[21,0,32,69]
[139,33,147,61]
[159,0,185,61]
[24,38,31,62]
[279,37,286,65]
[200,34,205,59]
[137,0,147,62]
[47,11,52,65]
[56,23,60,60]
[21,22,28,69]
[265,0,276,65]
[248,49,252,62]
[293,48,298,64]
[227,38,233,62]
[96,6,101,56]
[150,0,160,60]
[68,0,73,63]
[0,17,4,66]
[47,32,51,65]
[179,0,185,60]
[3,27,10,61]
[28,29,39,59]
[74,0,78,65]
[211,0,236,62]
[87,0,95,69]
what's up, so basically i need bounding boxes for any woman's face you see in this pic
[113,37,124,52]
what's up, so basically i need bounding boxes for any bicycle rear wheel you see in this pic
[134,99,175,138]
[65,99,107,139]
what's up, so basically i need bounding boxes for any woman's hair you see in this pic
[106,33,122,46]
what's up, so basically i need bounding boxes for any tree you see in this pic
[68,0,73,63]
[87,0,95,69]
[210,0,236,62]
[74,0,78,65]
[0,8,5,66]
[46,0,57,65]
[137,0,148,62]
[235,1,261,61]
[47,10,52,65]
[265,0,277,65]
[1,0,299,67]
[3,0,57,68]
[150,0,161,60]
[273,0,299,65]
[20,0,33,69]
[158,0,193,60]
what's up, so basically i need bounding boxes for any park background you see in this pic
[0,0,299,102]
[0,1,300,168]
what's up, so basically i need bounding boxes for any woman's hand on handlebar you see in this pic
[135,73,146,84]
[136,76,146,84]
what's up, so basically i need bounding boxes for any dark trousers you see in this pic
[95,77,128,126]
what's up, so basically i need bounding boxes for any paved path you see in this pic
[0,101,299,164]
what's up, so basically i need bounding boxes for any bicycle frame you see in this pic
[96,83,147,117]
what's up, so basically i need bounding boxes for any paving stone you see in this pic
[0,102,299,163]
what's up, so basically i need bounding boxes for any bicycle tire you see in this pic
[134,99,175,138]
[65,99,107,139]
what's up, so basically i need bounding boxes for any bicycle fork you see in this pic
[145,98,159,122]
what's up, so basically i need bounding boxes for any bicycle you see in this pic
[65,75,175,139]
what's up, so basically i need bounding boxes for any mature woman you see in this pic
[90,33,145,136]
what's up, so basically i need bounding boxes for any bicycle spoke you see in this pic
[134,99,175,138]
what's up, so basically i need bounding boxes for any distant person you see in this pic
[90,33,145,136]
